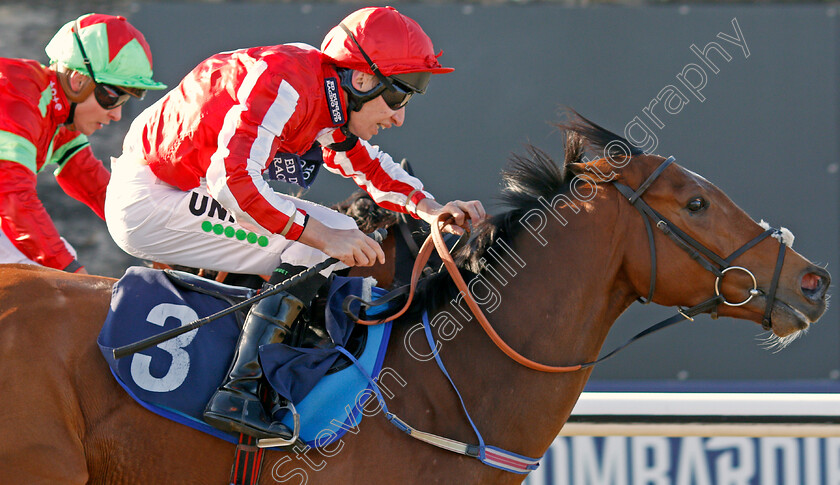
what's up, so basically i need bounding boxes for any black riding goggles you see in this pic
[92,83,135,109]
[72,21,145,110]
[382,72,430,110]
[338,23,430,111]
[372,71,430,110]
[339,70,430,111]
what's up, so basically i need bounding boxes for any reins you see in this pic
[352,215,588,372]
[429,220,586,372]
[352,155,789,373]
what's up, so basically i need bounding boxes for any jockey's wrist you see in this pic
[297,217,330,253]
[64,260,84,273]
[278,210,307,241]
[414,197,441,220]
[409,192,433,219]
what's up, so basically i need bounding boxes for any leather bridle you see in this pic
[612,156,787,330]
[348,155,790,372]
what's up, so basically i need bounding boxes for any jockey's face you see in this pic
[66,72,124,136]
[346,71,405,141]
[72,92,123,136]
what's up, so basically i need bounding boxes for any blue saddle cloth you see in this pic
[97,266,392,448]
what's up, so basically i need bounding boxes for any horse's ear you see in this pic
[400,158,416,177]
[561,123,627,184]
[569,158,622,184]
[563,130,585,165]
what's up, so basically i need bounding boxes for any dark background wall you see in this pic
[12,2,839,382]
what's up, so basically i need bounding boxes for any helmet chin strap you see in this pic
[337,67,403,114]
[333,69,366,145]
[64,103,78,130]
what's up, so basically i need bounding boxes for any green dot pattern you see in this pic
[200,220,270,246]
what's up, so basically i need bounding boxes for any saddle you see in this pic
[164,269,369,358]
[98,266,395,449]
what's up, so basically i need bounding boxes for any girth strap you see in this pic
[229,434,264,485]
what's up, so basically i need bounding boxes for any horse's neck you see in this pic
[407,197,637,460]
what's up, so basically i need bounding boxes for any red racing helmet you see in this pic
[321,6,454,77]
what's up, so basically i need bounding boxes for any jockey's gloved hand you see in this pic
[268,229,386,302]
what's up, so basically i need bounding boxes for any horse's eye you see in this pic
[686,197,708,213]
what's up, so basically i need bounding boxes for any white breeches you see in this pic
[105,154,356,276]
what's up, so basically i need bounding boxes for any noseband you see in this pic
[612,156,787,329]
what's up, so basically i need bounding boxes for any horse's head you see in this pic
[564,115,830,342]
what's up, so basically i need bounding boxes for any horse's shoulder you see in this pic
[0,265,115,355]
[0,264,115,301]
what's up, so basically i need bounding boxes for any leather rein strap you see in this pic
[352,155,788,373]
[352,217,585,372]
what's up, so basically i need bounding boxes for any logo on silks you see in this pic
[324,77,346,126]
[267,145,323,189]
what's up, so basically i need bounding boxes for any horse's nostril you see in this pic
[801,272,826,300]
[802,273,820,291]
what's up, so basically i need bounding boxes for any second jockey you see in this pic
[0,14,164,274]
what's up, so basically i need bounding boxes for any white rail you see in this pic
[561,392,840,437]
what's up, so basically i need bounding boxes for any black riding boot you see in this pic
[203,290,303,439]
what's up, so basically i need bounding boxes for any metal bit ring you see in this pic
[714,266,759,307]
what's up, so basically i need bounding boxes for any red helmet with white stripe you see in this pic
[321,6,453,77]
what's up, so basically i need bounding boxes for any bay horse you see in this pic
[0,115,829,484]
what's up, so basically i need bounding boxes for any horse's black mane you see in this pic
[410,112,643,313]
[334,191,400,233]
[330,113,642,317]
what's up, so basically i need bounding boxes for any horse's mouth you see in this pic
[765,299,814,338]
[719,292,826,339]
[714,264,831,340]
